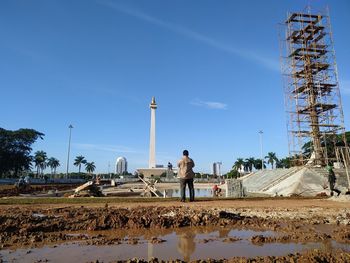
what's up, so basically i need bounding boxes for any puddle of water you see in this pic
[1,227,349,262]
[163,188,214,198]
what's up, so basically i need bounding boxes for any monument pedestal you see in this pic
[137,168,167,177]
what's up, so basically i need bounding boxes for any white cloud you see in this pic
[191,99,228,110]
[73,143,143,154]
[99,1,280,72]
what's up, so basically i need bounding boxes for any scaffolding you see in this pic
[279,7,348,166]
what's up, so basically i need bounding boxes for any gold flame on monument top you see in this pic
[150,96,157,109]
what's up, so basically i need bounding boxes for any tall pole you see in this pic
[259,130,264,170]
[66,124,73,178]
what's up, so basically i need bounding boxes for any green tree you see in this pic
[245,157,256,172]
[85,162,96,175]
[34,151,47,177]
[74,155,87,174]
[265,152,278,169]
[302,141,313,159]
[233,158,244,176]
[276,157,291,169]
[194,172,202,179]
[47,157,60,175]
[0,128,44,177]
[233,158,244,171]
[226,169,239,179]
[254,158,266,170]
[302,131,350,163]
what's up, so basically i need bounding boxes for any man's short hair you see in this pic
[183,150,189,156]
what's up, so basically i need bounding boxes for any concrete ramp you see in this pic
[264,168,326,196]
[240,167,300,193]
[242,167,350,197]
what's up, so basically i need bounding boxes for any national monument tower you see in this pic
[149,97,157,168]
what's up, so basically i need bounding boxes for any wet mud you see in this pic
[111,250,350,263]
[0,205,350,262]
[0,184,79,197]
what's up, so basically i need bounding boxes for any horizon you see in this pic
[1,0,349,174]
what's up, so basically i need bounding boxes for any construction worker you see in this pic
[327,165,341,196]
[212,184,221,197]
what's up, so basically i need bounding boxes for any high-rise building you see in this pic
[212,162,222,177]
[115,157,127,174]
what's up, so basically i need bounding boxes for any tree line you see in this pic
[226,131,350,179]
[225,152,292,179]
[0,127,96,178]
[2,127,349,179]
[33,151,96,177]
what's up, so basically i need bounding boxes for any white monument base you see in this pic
[137,168,168,177]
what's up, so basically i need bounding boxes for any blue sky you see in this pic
[1,0,349,174]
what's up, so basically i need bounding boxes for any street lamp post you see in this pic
[259,130,264,170]
[66,124,73,179]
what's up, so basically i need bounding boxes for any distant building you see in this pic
[115,157,127,174]
[212,162,222,177]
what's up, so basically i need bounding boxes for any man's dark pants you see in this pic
[330,181,341,196]
[180,178,194,201]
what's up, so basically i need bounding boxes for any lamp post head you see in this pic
[150,96,157,109]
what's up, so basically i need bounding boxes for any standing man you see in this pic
[327,165,341,196]
[177,150,195,202]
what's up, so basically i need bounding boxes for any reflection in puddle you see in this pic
[163,188,213,198]
[177,232,196,262]
[1,226,349,262]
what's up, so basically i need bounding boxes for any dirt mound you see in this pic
[0,206,246,235]
[0,187,21,197]
[0,206,284,248]
[0,184,78,197]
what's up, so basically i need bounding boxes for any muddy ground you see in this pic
[0,198,349,262]
[0,184,80,197]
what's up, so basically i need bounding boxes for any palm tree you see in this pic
[265,152,278,169]
[233,158,244,175]
[74,155,87,173]
[34,151,47,177]
[276,157,292,169]
[254,158,266,170]
[245,157,256,172]
[85,162,96,175]
[242,160,248,172]
[47,157,60,175]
